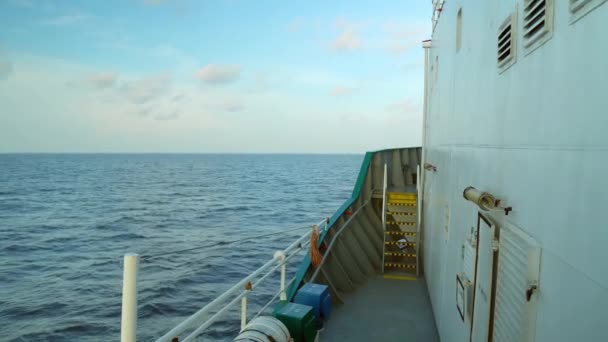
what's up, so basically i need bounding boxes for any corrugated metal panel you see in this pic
[463,239,476,282]
[493,224,541,342]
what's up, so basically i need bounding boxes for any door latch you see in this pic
[526,285,538,302]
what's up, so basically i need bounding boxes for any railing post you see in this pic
[241,281,252,331]
[274,251,287,301]
[240,295,247,331]
[121,253,139,342]
[381,163,388,273]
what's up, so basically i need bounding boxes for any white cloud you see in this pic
[288,17,305,32]
[0,52,423,153]
[332,18,362,52]
[155,110,181,121]
[386,99,419,115]
[0,60,14,80]
[383,21,429,56]
[87,72,117,89]
[195,64,241,85]
[121,73,172,104]
[223,99,244,112]
[330,86,353,96]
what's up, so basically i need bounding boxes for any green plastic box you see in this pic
[272,301,317,342]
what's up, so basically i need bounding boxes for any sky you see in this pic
[0,0,431,153]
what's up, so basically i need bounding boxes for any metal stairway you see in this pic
[382,191,420,277]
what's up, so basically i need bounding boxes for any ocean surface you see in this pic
[0,154,362,341]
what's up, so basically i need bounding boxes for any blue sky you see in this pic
[0,0,431,153]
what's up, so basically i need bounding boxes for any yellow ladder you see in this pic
[382,191,420,277]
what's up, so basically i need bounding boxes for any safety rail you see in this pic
[120,218,328,342]
[309,200,369,289]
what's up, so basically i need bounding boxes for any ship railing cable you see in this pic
[119,217,328,342]
[139,224,315,262]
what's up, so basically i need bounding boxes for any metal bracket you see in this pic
[526,285,538,302]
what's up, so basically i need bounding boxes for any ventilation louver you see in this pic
[571,0,592,11]
[570,0,607,22]
[492,223,541,342]
[523,0,553,52]
[498,13,517,73]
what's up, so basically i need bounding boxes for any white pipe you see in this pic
[121,253,139,342]
[275,251,287,301]
[155,220,322,342]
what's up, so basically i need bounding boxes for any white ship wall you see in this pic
[422,1,608,341]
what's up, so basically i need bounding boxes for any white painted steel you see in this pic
[471,219,496,342]
[240,294,248,332]
[275,250,287,301]
[424,1,608,341]
[121,253,139,342]
[381,163,387,273]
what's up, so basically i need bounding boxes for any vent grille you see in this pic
[492,224,540,342]
[571,0,592,11]
[498,23,513,67]
[570,0,607,22]
[523,0,553,49]
[497,13,517,72]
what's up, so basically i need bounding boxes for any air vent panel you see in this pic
[522,0,553,53]
[497,13,517,73]
[570,0,607,23]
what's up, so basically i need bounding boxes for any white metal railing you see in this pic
[120,218,328,342]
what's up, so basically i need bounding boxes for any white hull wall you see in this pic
[423,1,608,341]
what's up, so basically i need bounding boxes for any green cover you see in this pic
[272,301,317,342]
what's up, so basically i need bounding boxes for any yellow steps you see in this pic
[383,191,419,277]
[387,192,417,201]
[387,202,416,207]
[385,231,416,236]
[386,211,416,216]
[384,241,416,247]
[384,252,417,258]
[386,221,416,226]
[384,262,416,269]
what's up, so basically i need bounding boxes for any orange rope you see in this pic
[310,225,322,267]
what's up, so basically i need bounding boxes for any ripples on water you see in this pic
[0,154,361,341]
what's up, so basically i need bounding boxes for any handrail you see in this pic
[180,244,309,342]
[119,218,327,342]
[309,200,369,283]
[154,218,326,342]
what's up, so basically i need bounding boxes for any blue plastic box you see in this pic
[293,283,331,321]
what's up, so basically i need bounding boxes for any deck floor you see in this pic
[320,275,439,342]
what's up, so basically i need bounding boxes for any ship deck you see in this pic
[320,275,439,341]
